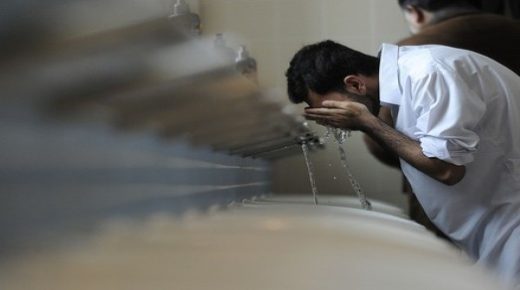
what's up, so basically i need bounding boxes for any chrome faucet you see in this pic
[169,0,201,36]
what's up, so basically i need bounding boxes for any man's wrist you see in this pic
[358,112,381,133]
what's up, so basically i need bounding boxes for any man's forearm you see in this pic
[361,115,465,185]
[363,134,401,168]
[362,106,401,168]
[303,100,465,184]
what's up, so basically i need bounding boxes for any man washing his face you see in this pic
[286,40,520,289]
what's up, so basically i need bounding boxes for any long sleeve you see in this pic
[409,62,487,165]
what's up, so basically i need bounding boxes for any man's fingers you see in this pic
[304,108,329,114]
[304,108,344,115]
[322,100,348,109]
[304,113,333,120]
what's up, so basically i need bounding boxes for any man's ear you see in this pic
[343,75,367,95]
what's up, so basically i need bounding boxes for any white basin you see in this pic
[250,194,407,218]
[0,206,502,290]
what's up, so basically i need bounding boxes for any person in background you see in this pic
[479,0,520,19]
[398,0,520,70]
[363,0,520,240]
[286,39,520,289]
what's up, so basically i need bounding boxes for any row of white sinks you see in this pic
[0,195,504,290]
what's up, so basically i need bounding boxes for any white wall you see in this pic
[198,0,411,209]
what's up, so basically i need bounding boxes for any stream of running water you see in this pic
[301,142,319,205]
[326,127,372,210]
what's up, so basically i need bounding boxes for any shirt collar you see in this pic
[379,43,401,105]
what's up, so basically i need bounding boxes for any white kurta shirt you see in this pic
[379,43,520,288]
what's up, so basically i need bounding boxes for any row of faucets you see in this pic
[0,0,323,160]
[164,0,324,159]
[169,0,259,84]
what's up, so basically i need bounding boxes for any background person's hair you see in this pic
[397,0,481,11]
[285,40,379,104]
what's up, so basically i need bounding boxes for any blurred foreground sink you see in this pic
[0,204,502,290]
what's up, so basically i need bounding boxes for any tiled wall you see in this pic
[198,0,411,208]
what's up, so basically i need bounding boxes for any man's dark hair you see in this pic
[285,40,379,104]
[398,0,481,11]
